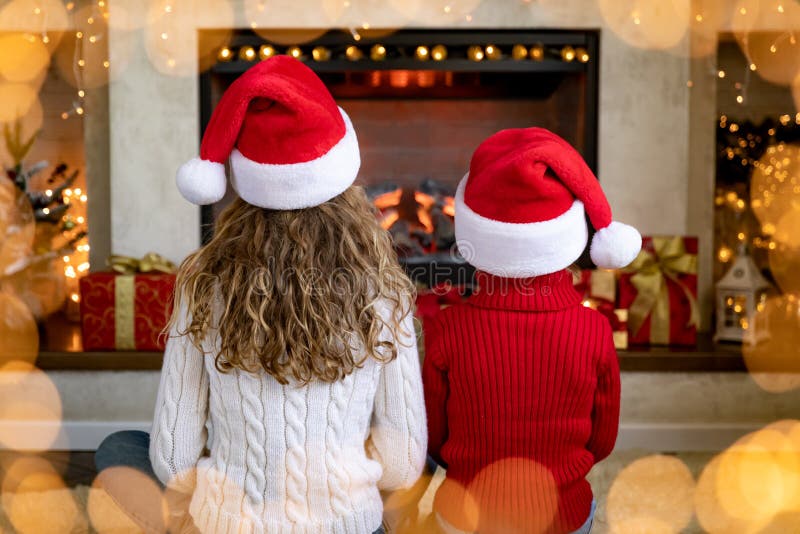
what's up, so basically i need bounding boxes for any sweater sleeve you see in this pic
[422,317,449,467]
[367,310,427,491]
[149,303,209,493]
[586,327,621,463]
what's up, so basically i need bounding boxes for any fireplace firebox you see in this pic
[199,29,599,286]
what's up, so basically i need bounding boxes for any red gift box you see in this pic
[573,268,617,305]
[79,272,175,351]
[618,236,699,346]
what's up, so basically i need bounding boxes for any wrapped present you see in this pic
[580,297,628,350]
[573,268,617,305]
[618,236,699,346]
[79,253,176,351]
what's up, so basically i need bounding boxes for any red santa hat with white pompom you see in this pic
[176,55,359,209]
[455,127,642,277]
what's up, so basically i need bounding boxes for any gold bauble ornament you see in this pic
[0,179,34,277]
[467,45,484,62]
[0,292,39,366]
[431,44,447,61]
[370,44,386,61]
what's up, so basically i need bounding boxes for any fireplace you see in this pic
[199,29,599,286]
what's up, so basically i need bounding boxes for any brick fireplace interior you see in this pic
[200,29,598,284]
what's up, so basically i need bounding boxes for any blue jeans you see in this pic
[96,430,386,534]
[572,499,596,534]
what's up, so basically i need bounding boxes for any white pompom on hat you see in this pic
[455,128,641,278]
[176,55,360,209]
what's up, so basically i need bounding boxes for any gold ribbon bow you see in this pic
[106,253,175,350]
[625,236,699,345]
[108,252,176,275]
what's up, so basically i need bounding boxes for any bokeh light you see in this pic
[0,0,69,50]
[606,454,695,534]
[598,0,691,51]
[0,361,62,450]
[54,5,130,90]
[742,294,800,393]
[466,457,558,533]
[768,208,800,293]
[696,422,800,533]
[1,455,86,533]
[144,0,233,76]
[90,466,168,533]
[0,178,35,277]
[0,83,38,124]
[688,0,731,58]
[750,143,800,233]
[1,257,67,320]
[0,33,51,83]
[0,293,39,366]
[733,0,800,86]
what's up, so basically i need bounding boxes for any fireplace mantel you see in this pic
[39,314,744,373]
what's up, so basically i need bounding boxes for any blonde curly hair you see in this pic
[169,186,415,384]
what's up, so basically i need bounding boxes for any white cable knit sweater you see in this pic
[149,304,426,534]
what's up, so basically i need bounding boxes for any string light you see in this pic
[238,46,256,61]
[287,46,303,59]
[259,45,276,60]
[561,46,576,62]
[512,44,528,60]
[217,47,233,61]
[576,48,590,63]
[345,45,363,61]
[467,45,484,61]
[485,44,501,60]
[415,46,430,61]
[312,46,331,61]
[431,45,447,61]
[370,44,386,61]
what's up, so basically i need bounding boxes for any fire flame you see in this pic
[373,188,403,210]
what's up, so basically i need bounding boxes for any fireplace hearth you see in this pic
[200,29,599,286]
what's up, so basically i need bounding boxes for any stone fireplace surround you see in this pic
[44,1,777,453]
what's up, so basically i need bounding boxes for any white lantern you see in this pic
[715,248,771,343]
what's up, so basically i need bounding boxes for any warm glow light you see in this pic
[70,293,79,302]
[217,47,232,61]
[576,47,589,63]
[370,44,386,61]
[467,45,484,61]
[484,44,501,60]
[718,246,733,262]
[259,45,276,60]
[238,46,256,61]
[512,44,528,60]
[561,45,575,62]
[431,44,447,61]
[345,45,363,61]
[312,46,330,62]
[415,45,430,61]
[718,69,726,78]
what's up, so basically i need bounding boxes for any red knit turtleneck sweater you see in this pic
[423,270,620,534]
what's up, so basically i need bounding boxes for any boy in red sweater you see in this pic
[423,128,641,534]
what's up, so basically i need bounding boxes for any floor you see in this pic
[0,449,720,533]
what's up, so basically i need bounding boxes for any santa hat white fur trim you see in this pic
[454,176,588,278]
[176,158,227,206]
[229,107,360,210]
[590,221,642,269]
